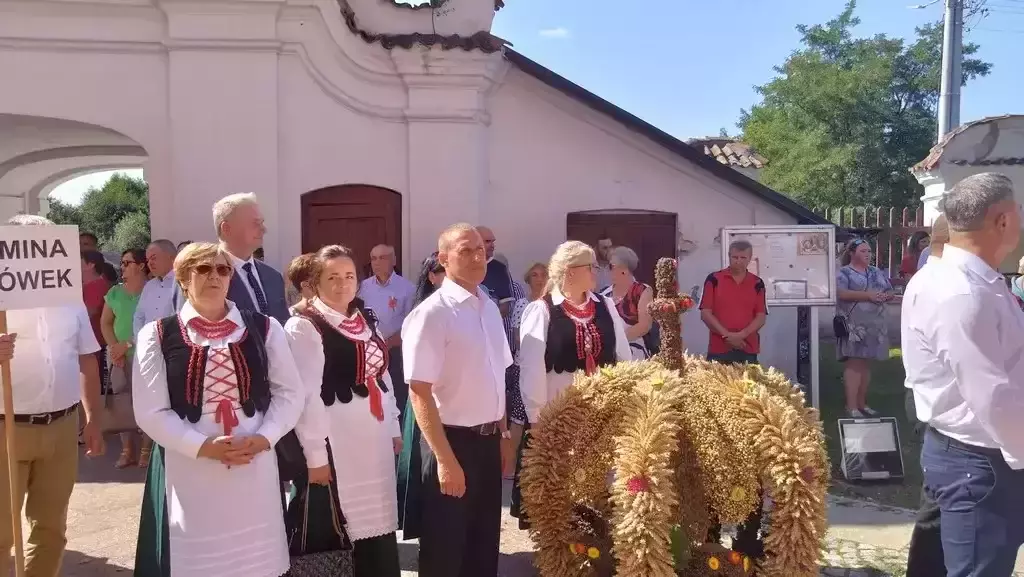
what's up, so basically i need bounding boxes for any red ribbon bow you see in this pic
[214,398,239,436]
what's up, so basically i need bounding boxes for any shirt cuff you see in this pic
[257,424,284,447]
[304,446,330,470]
[179,429,210,460]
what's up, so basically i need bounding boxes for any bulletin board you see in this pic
[720,225,837,306]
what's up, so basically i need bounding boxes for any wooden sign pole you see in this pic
[0,312,25,577]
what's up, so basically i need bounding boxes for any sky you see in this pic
[50,0,1021,205]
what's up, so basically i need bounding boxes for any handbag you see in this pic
[832,303,857,340]
[101,362,137,434]
[285,475,354,577]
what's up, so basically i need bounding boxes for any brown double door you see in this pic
[300,185,402,276]
[566,211,677,286]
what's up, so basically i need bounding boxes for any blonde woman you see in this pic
[132,242,304,577]
[510,241,631,528]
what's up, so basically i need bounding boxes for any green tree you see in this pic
[47,172,150,250]
[739,1,991,207]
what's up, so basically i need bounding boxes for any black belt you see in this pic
[928,427,1004,458]
[1,403,79,426]
[445,420,501,436]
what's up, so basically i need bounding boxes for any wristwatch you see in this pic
[500,430,512,439]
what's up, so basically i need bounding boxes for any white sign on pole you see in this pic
[0,225,82,311]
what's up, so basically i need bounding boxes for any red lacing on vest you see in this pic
[560,298,602,376]
[175,317,252,414]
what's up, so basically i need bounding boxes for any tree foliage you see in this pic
[739,1,991,207]
[47,172,151,252]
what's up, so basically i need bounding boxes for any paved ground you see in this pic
[40,447,1023,576]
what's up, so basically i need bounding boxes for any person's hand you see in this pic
[437,457,466,498]
[867,291,886,303]
[108,342,129,365]
[500,436,515,475]
[198,436,238,463]
[724,333,746,350]
[227,435,271,462]
[81,419,105,457]
[308,465,332,486]
[392,437,403,455]
[0,333,17,363]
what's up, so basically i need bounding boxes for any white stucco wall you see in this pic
[484,70,801,379]
[0,0,806,380]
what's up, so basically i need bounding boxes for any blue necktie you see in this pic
[242,262,269,315]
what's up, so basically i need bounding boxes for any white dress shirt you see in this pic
[358,272,415,341]
[132,301,303,576]
[4,304,100,414]
[901,245,1024,468]
[284,298,401,540]
[133,271,178,338]
[227,251,264,308]
[401,277,512,427]
[518,290,631,423]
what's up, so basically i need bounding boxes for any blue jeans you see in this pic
[922,428,1024,577]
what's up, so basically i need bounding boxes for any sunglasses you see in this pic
[194,264,233,278]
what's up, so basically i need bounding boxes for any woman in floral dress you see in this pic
[836,239,895,418]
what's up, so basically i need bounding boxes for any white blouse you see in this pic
[518,290,632,424]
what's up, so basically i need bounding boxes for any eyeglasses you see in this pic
[194,264,233,278]
[571,263,599,271]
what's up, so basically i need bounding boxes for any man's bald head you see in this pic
[476,226,496,258]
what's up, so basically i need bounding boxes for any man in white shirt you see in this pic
[133,239,180,337]
[401,223,514,577]
[901,214,949,577]
[358,244,415,421]
[0,214,105,577]
[902,172,1024,577]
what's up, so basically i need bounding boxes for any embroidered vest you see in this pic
[543,295,617,374]
[158,310,271,424]
[299,305,390,406]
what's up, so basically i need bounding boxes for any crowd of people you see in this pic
[0,186,791,577]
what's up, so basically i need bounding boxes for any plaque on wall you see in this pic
[837,417,905,481]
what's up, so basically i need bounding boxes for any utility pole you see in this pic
[937,0,964,141]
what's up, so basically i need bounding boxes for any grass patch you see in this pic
[818,341,922,510]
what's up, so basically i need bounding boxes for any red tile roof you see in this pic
[687,138,768,170]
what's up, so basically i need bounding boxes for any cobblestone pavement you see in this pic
[52,447,1024,577]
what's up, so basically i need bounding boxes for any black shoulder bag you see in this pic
[833,303,857,340]
[285,444,354,577]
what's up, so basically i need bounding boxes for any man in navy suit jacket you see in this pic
[213,192,290,324]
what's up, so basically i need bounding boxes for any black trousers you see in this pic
[906,480,946,577]
[418,426,502,577]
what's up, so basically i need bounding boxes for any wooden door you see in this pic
[301,185,402,276]
[566,211,677,286]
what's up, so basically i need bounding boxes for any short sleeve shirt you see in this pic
[699,269,767,355]
[104,285,141,346]
[82,278,111,346]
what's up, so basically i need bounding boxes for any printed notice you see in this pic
[0,225,82,311]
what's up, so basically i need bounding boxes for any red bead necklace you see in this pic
[560,298,602,375]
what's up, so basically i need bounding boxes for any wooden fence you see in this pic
[816,206,930,282]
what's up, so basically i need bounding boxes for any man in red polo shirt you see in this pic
[699,239,767,364]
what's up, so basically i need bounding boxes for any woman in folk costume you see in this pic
[511,240,631,528]
[132,242,305,577]
[284,244,403,577]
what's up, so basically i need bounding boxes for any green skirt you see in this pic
[395,397,424,540]
[134,443,170,577]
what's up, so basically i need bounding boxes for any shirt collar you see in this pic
[374,272,394,287]
[224,249,255,271]
[549,288,601,306]
[926,255,940,265]
[155,270,175,283]
[179,299,244,327]
[941,245,1004,285]
[439,277,489,303]
[311,297,356,322]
